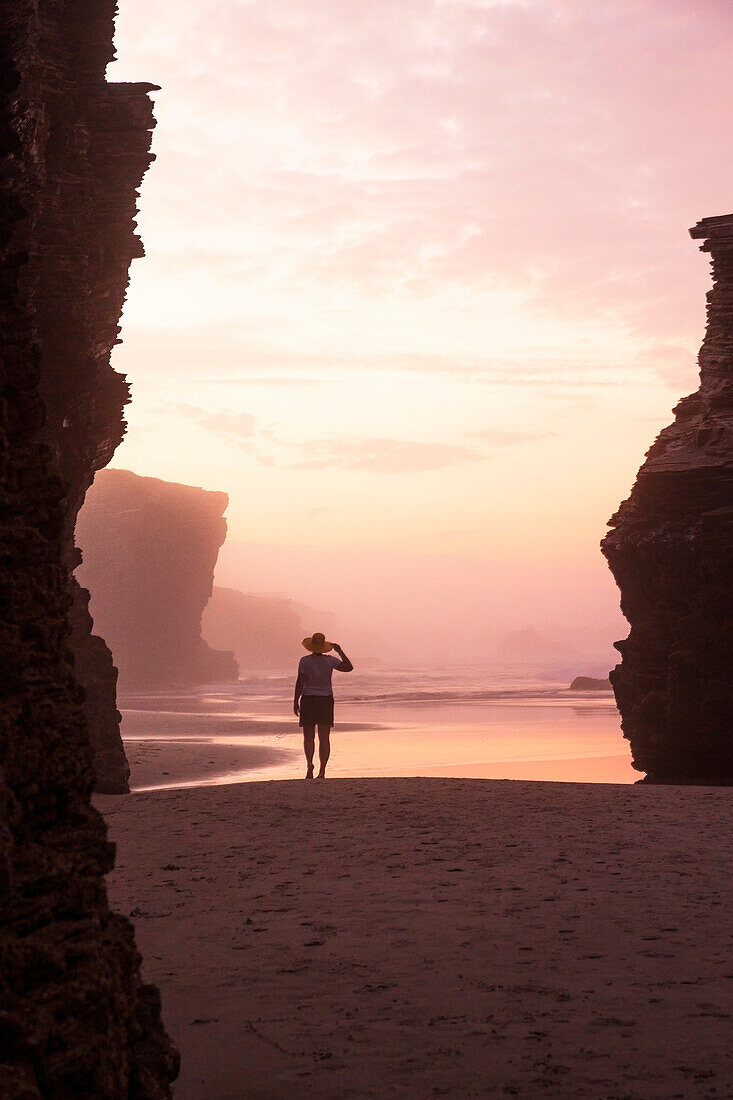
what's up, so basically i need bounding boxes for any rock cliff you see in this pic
[602,214,733,784]
[22,0,158,793]
[76,469,239,689]
[0,1,177,1095]
[203,587,337,670]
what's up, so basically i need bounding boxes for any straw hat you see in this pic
[302,631,334,654]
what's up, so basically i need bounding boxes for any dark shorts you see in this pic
[299,695,334,729]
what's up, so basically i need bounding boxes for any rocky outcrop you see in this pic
[203,587,337,671]
[0,2,177,1095]
[76,469,239,689]
[569,677,612,692]
[602,214,733,784]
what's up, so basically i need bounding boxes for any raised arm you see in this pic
[332,643,353,673]
[293,671,304,716]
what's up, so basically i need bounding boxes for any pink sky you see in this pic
[103,0,733,664]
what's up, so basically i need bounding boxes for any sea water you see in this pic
[120,664,638,789]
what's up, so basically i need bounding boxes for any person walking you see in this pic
[294,632,353,779]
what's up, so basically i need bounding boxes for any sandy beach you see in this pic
[98,776,733,1098]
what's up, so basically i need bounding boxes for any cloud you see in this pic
[466,429,557,446]
[164,402,496,472]
[199,411,258,438]
[112,0,733,355]
[169,402,258,445]
[208,376,335,387]
[103,0,726,579]
[127,326,642,389]
[166,404,491,473]
[635,342,701,390]
[287,436,487,473]
[164,402,549,473]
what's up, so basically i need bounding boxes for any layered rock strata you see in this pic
[0,3,177,1094]
[602,214,733,783]
[76,469,239,689]
[21,0,158,793]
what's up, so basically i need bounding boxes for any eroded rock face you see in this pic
[20,1,158,793]
[0,3,177,1094]
[76,469,239,689]
[602,214,733,784]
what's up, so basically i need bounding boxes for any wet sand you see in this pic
[125,737,290,790]
[121,688,637,790]
[99,777,733,1098]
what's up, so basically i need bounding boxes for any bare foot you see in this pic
[306,765,314,779]
[316,772,326,780]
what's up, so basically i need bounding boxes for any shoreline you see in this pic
[125,733,638,791]
[99,776,733,1097]
[120,686,636,789]
[124,736,296,791]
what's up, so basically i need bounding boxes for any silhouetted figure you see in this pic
[293,633,353,778]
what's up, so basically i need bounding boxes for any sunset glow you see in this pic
[107,0,733,658]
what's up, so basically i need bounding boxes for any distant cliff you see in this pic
[203,587,336,670]
[76,469,238,689]
[602,214,733,784]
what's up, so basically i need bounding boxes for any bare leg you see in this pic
[303,725,315,778]
[316,723,331,778]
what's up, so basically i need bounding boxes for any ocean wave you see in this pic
[339,688,570,704]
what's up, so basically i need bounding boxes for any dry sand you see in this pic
[98,778,733,1098]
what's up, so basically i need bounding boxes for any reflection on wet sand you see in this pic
[122,682,637,791]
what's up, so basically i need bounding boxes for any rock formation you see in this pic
[602,214,733,783]
[203,587,337,671]
[568,677,612,692]
[19,0,159,793]
[1,1,177,1095]
[76,469,239,689]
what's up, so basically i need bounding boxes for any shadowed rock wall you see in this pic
[76,469,239,689]
[21,0,159,793]
[0,3,177,1094]
[602,214,733,783]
